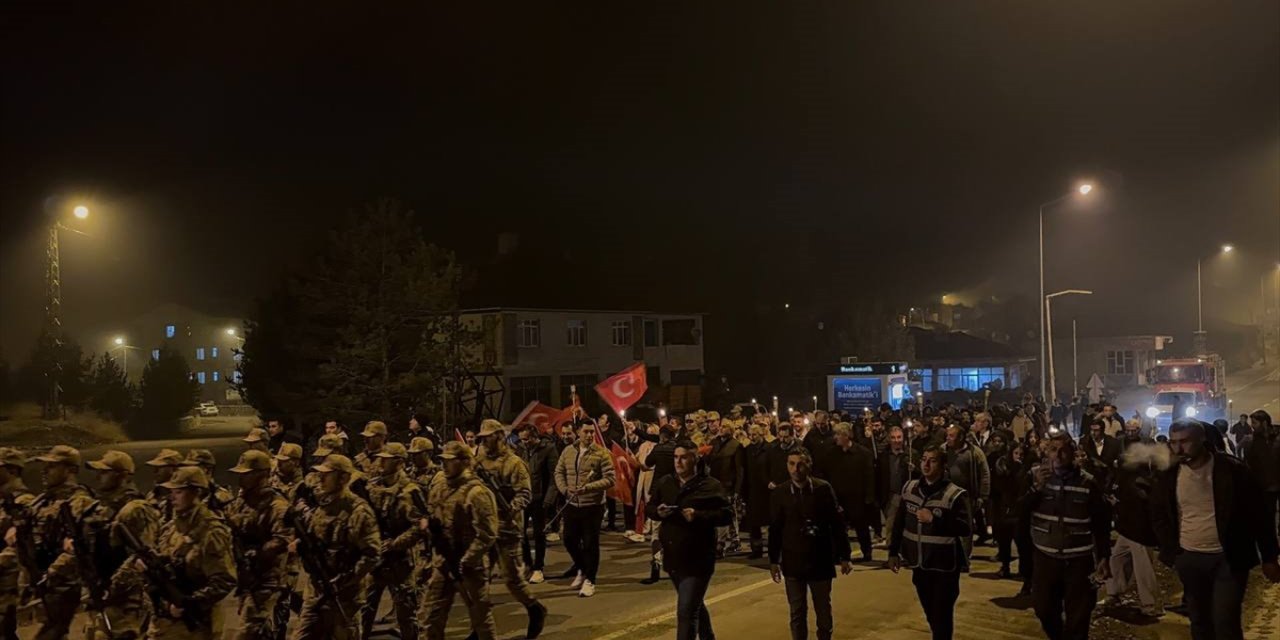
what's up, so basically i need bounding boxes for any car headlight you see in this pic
[1185,406,1198,417]
[1145,407,1160,418]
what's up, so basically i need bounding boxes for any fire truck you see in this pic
[1143,355,1228,435]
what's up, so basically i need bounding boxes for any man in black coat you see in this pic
[1103,439,1163,617]
[826,423,876,561]
[742,425,773,559]
[705,420,744,556]
[1243,410,1280,541]
[518,424,560,583]
[646,443,734,640]
[876,426,914,545]
[1152,419,1280,640]
[768,424,807,488]
[1081,418,1122,489]
[803,414,837,480]
[769,448,852,640]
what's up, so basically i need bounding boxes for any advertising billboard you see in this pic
[831,377,883,413]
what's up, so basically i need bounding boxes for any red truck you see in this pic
[1144,355,1228,435]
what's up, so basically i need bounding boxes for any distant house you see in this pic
[907,327,1035,394]
[102,303,245,404]
[1050,334,1174,392]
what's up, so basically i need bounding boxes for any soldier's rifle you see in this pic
[58,500,115,634]
[115,519,209,631]
[2,492,45,599]
[282,499,351,625]
[471,464,514,516]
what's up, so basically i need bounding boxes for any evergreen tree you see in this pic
[88,352,135,422]
[15,331,92,411]
[135,347,199,438]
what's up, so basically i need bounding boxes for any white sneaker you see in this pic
[578,579,596,597]
[546,532,561,542]
[570,571,585,589]
[529,570,545,584]
[625,531,646,543]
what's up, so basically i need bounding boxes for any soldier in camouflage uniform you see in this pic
[408,437,439,485]
[475,420,547,638]
[145,449,185,523]
[361,443,423,640]
[420,441,499,640]
[270,443,304,640]
[82,451,161,640]
[182,450,235,513]
[243,428,271,454]
[30,445,96,640]
[134,466,236,639]
[303,435,346,497]
[0,448,33,640]
[226,451,291,640]
[354,421,389,477]
[291,455,380,640]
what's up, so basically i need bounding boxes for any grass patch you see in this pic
[0,403,128,448]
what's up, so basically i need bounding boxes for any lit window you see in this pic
[197,372,207,384]
[566,320,587,347]
[211,347,219,359]
[212,371,220,382]
[611,321,632,347]
[165,325,176,339]
[232,371,243,383]
[517,320,541,348]
[151,349,160,361]
[196,348,206,361]
[234,352,243,363]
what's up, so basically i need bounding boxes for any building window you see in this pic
[508,376,553,411]
[234,352,243,363]
[911,368,934,393]
[559,374,599,413]
[211,347,219,359]
[669,369,702,386]
[566,320,587,347]
[212,371,220,382]
[610,321,632,347]
[517,320,541,348]
[934,367,1005,392]
[1107,350,1135,375]
[196,371,207,384]
[662,319,698,345]
[196,347,206,361]
[151,349,160,361]
[165,325,176,339]
[232,371,243,384]
[643,319,658,347]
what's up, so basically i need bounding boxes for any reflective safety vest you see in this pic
[900,479,968,572]
[1030,469,1097,560]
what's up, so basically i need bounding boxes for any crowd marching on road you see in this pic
[0,394,1278,640]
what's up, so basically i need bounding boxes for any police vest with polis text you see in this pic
[1029,467,1099,560]
[900,478,969,572]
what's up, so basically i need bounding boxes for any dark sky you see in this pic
[2,1,1278,366]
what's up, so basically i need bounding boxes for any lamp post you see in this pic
[1039,184,1093,401]
[1045,289,1092,404]
[1194,244,1234,355]
[112,336,140,383]
[43,203,90,419]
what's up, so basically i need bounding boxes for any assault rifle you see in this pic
[283,497,350,624]
[116,520,208,631]
[59,501,115,634]
[471,465,513,516]
[2,493,44,598]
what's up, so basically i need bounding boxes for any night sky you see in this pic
[2,2,1277,372]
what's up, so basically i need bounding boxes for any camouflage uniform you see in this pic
[476,441,540,610]
[30,446,96,640]
[293,455,381,640]
[140,467,237,640]
[144,449,185,525]
[360,444,423,640]
[0,449,34,640]
[407,438,439,586]
[182,450,234,513]
[269,444,305,640]
[421,442,499,640]
[353,421,390,477]
[302,436,346,499]
[83,451,161,640]
[226,451,291,640]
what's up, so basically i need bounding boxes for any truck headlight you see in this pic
[1145,406,1160,419]
[1185,406,1198,418]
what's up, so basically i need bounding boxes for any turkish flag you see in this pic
[595,363,648,415]
[591,424,638,507]
[512,401,567,435]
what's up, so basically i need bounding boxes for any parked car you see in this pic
[198,401,220,417]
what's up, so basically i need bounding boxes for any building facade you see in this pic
[1049,334,1174,392]
[101,303,245,404]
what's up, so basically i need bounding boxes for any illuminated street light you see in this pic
[113,336,125,346]
[1038,182,1097,400]
[1221,244,1234,254]
[1077,184,1093,195]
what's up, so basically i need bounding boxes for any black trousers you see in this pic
[1032,552,1096,640]
[843,509,873,560]
[1263,490,1280,541]
[522,502,548,570]
[606,498,618,529]
[563,504,604,581]
[912,570,960,640]
[1015,530,1034,583]
[993,518,1015,566]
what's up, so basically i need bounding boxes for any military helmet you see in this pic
[0,447,27,470]
[312,454,357,475]
[360,421,389,437]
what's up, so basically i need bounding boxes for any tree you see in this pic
[134,348,199,439]
[237,198,476,426]
[14,331,92,411]
[88,352,134,422]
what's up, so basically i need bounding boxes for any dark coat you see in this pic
[988,448,1024,526]
[1151,453,1280,572]
[646,474,734,577]
[875,448,913,508]
[826,443,876,525]
[768,478,852,580]
[742,442,773,529]
[705,435,744,494]
[1081,433,1123,488]
[1112,460,1158,546]
[1244,426,1280,492]
[519,436,560,505]
[766,440,807,487]
[803,427,838,479]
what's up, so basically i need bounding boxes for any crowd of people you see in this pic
[0,397,1276,640]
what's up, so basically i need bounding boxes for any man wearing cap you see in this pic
[271,443,305,502]
[183,449,235,513]
[554,421,617,597]
[355,421,390,477]
[408,437,439,486]
[244,428,271,454]
[0,448,33,639]
[30,445,96,639]
[146,448,185,522]
[420,441,499,640]
[83,450,161,640]
[303,434,347,498]
[142,466,236,639]
[292,455,380,640]
[226,450,291,640]
[361,442,423,640]
[476,420,547,637]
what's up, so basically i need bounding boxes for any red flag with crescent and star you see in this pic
[594,362,648,416]
[512,401,570,435]
[593,423,638,506]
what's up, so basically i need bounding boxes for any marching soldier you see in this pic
[136,466,237,639]
[30,445,96,640]
[475,420,547,638]
[355,421,390,476]
[269,443,305,640]
[408,437,439,486]
[243,428,271,454]
[0,448,33,640]
[290,455,381,640]
[304,434,347,495]
[361,443,423,640]
[145,449,185,523]
[182,450,235,513]
[420,441,499,640]
[83,451,161,640]
[226,450,291,640]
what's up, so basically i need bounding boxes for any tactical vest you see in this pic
[900,479,967,572]
[1030,469,1096,560]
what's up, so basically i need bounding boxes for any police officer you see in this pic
[30,445,96,640]
[141,466,237,639]
[888,445,972,640]
[0,448,33,640]
[182,449,235,512]
[421,441,499,640]
[291,454,380,640]
[361,442,423,640]
[82,451,161,640]
[145,448,185,522]
[355,421,390,477]
[1025,431,1112,640]
[226,450,291,640]
[476,420,548,638]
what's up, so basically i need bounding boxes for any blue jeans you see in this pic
[1174,551,1249,640]
[670,573,714,640]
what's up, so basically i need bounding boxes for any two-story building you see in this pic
[99,303,246,404]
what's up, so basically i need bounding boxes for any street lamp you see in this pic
[42,202,92,418]
[1195,243,1235,353]
[111,336,140,383]
[74,205,89,219]
[1045,289,1093,403]
[1038,183,1094,401]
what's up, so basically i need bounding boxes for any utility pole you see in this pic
[43,224,63,419]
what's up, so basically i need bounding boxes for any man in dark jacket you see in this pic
[769,448,852,640]
[877,426,914,545]
[1152,419,1280,640]
[646,444,734,640]
[706,420,744,556]
[1104,433,1162,617]
[802,415,837,480]
[1243,410,1280,541]
[518,424,560,583]
[1081,418,1123,489]
[742,425,773,559]
[827,423,876,561]
[944,425,989,548]
[768,424,807,488]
